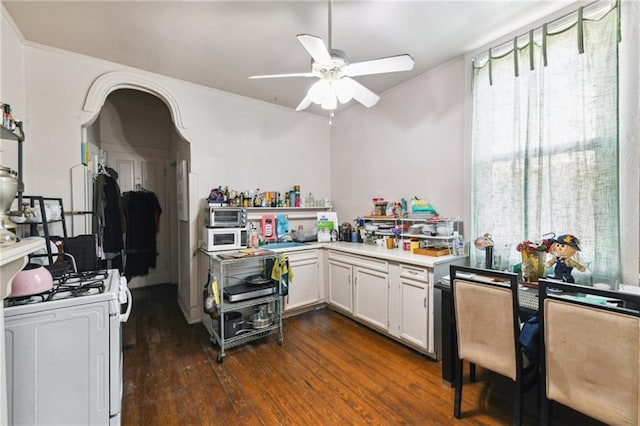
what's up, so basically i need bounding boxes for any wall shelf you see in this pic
[1,123,25,205]
[247,206,332,221]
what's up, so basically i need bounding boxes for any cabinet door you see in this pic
[328,260,352,313]
[354,267,389,331]
[108,149,171,288]
[285,253,319,311]
[399,278,430,351]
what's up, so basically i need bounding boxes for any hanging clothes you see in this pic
[122,189,162,279]
[93,165,125,269]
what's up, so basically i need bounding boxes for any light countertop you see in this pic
[202,241,466,268]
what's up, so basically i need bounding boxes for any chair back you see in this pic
[450,266,522,380]
[539,279,640,425]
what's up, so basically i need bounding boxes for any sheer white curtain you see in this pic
[471,2,620,283]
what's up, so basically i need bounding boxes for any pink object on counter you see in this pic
[10,264,53,297]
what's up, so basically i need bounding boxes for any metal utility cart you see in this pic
[204,249,283,363]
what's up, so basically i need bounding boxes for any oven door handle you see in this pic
[121,285,133,322]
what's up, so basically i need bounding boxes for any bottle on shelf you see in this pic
[249,224,259,248]
[453,231,465,256]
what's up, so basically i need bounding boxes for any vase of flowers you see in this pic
[516,239,551,283]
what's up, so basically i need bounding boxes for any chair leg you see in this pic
[540,394,551,426]
[513,379,523,426]
[540,373,551,426]
[454,357,463,419]
[470,362,476,382]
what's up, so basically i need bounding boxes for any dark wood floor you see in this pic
[122,285,603,425]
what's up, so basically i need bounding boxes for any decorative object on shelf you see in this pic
[516,238,552,283]
[544,234,586,283]
[410,197,437,219]
[474,233,494,269]
[371,197,387,216]
[0,165,19,245]
[317,212,338,242]
[207,186,227,204]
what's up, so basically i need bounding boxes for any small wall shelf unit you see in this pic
[204,249,283,363]
[1,124,25,206]
[362,215,463,254]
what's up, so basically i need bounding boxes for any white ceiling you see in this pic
[3,0,571,115]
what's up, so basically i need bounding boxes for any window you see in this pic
[471,1,620,283]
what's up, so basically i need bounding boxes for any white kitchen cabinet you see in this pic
[328,250,389,329]
[284,249,320,312]
[328,259,353,313]
[353,266,389,331]
[394,264,433,353]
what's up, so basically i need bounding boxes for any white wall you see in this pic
[18,44,331,208]
[330,58,466,227]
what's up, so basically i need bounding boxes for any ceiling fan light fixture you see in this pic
[249,0,414,112]
[308,79,333,104]
[320,91,337,110]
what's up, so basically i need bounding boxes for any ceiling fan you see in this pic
[248,0,415,111]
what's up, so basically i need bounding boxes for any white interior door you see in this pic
[107,149,170,288]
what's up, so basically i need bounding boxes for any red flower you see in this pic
[516,239,551,253]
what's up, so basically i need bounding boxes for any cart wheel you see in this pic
[278,336,284,345]
[216,354,224,363]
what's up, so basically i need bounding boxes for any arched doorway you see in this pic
[80,72,190,289]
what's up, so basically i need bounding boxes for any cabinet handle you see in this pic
[424,297,427,308]
[348,275,351,284]
[409,270,418,275]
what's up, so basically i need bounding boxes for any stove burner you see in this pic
[50,277,106,300]
[4,292,49,307]
[5,269,110,307]
[57,269,109,284]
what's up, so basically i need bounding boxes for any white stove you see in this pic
[4,268,131,425]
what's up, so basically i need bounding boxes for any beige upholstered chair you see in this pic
[450,265,536,425]
[539,279,640,425]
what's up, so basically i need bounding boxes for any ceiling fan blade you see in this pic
[297,34,333,67]
[342,77,380,108]
[296,95,313,111]
[249,72,315,79]
[344,54,415,77]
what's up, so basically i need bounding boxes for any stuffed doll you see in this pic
[544,234,586,283]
